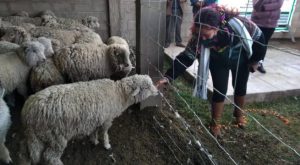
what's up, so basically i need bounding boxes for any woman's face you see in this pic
[199,26,218,40]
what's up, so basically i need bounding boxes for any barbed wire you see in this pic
[152,123,183,165]
[159,91,218,165]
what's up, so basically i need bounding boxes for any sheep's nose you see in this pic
[124,63,129,67]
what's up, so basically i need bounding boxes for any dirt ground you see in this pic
[2,96,213,165]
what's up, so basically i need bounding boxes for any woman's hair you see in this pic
[193,4,239,28]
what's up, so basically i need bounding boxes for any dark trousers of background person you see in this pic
[258,27,275,61]
[165,15,183,46]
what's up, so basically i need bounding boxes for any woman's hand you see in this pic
[155,77,169,88]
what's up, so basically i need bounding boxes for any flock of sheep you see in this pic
[0,10,158,165]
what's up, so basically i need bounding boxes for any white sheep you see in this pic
[54,41,132,82]
[0,41,20,54]
[21,74,158,165]
[28,26,102,49]
[81,16,100,29]
[28,26,80,47]
[0,26,31,44]
[2,15,42,26]
[0,89,12,164]
[0,41,47,97]
[34,37,54,57]
[41,13,100,31]
[29,58,65,93]
[75,29,103,45]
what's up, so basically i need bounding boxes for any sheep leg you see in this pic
[89,129,99,145]
[16,83,28,99]
[0,115,12,164]
[26,132,45,164]
[0,141,12,164]
[43,135,67,165]
[103,120,112,150]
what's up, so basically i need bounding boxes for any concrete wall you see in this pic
[120,0,136,46]
[0,0,109,41]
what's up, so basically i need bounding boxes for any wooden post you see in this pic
[137,0,166,108]
[108,0,121,36]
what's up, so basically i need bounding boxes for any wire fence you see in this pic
[134,0,300,164]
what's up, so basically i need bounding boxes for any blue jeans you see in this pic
[166,15,183,45]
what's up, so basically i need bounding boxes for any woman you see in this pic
[157,5,266,137]
[251,0,284,73]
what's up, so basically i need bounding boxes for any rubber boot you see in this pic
[210,102,224,137]
[233,96,247,128]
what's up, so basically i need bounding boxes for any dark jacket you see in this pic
[251,0,284,28]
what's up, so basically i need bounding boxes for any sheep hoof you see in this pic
[104,143,111,150]
[4,156,12,164]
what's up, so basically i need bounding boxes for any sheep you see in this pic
[28,26,80,47]
[29,58,65,93]
[106,36,133,80]
[34,37,54,57]
[0,88,12,164]
[2,15,42,26]
[21,74,158,165]
[107,36,129,49]
[81,16,100,29]
[13,11,29,17]
[0,26,31,44]
[75,29,103,45]
[0,41,47,97]
[41,15,88,30]
[0,18,13,28]
[28,26,102,49]
[0,37,53,57]
[106,36,136,69]
[54,41,132,82]
[0,41,20,54]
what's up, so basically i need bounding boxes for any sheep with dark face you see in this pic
[0,41,47,97]
[21,74,158,165]
[29,58,65,93]
[0,26,31,44]
[81,16,100,29]
[106,36,133,80]
[0,89,12,164]
[53,40,132,82]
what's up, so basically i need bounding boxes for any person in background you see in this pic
[251,0,284,73]
[157,5,266,137]
[190,0,217,15]
[165,0,187,48]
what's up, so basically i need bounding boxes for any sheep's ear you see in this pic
[131,87,140,97]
